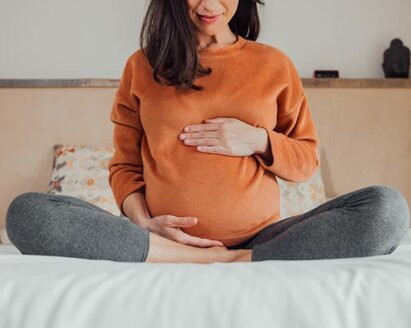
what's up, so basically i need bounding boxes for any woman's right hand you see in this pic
[147,214,226,248]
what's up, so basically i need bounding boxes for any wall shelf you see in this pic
[302,78,411,88]
[0,78,410,88]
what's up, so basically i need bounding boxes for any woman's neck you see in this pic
[196,30,238,50]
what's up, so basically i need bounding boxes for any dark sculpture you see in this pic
[382,38,410,78]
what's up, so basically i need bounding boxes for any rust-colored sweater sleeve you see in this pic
[252,56,320,182]
[108,54,145,216]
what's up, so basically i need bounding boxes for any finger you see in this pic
[184,123,219,132]
[182,132,220,141]
[196,145,225,154]
[165,216,198,228]
[180,234,224,248]
[204,118,230,123]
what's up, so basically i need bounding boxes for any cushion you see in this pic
[47,144,121,216]
[277,167,326,219]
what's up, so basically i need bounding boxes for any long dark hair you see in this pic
[139,0,265,92]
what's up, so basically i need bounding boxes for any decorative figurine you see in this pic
[382,38,410,78]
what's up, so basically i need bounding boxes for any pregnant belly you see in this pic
[143,154,281,245]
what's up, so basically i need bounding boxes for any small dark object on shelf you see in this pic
[382,38,410,78]
[313,70,339,78]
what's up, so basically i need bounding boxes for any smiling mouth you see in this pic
[197,14,221,19]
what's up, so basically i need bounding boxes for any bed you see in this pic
[0,228,410,328]
[1,81,411,327]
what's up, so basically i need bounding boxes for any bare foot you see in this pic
[212,247,252,263]
[232,249,252,262]
[145,232,252,264]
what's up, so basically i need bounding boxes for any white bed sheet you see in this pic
[1,229,411,328]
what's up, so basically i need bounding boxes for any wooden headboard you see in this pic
[1,79,411,230]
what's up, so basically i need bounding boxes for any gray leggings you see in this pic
[5,184,410,262]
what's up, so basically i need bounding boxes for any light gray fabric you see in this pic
[228,185,410,261]
[6,192,150,262]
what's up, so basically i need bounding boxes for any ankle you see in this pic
[207,246,236,263]
[232,249,252,262]
[212,248,252,263]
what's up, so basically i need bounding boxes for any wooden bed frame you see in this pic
[1,79,410,230]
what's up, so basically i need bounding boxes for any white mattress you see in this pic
[1,229,411,328]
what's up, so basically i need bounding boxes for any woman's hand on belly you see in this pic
[147,214,226,248]
[179,117,265,156]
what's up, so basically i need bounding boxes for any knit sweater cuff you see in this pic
[114,181,146,217]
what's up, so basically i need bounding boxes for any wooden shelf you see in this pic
[0,79,119,88]
[302,78,411,88]
[0,78,410,88]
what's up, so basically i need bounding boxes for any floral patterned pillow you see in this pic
[48,144,120,216]
[277,167,326,219]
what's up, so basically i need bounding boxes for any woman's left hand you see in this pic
[178,117,267,156]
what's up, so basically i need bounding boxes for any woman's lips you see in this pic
[197,14,221,24]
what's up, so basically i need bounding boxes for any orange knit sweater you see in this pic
[108,35,320,247]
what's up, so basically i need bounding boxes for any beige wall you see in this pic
[1,0,411,79]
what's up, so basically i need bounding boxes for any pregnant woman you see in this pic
[6,0,410,263]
